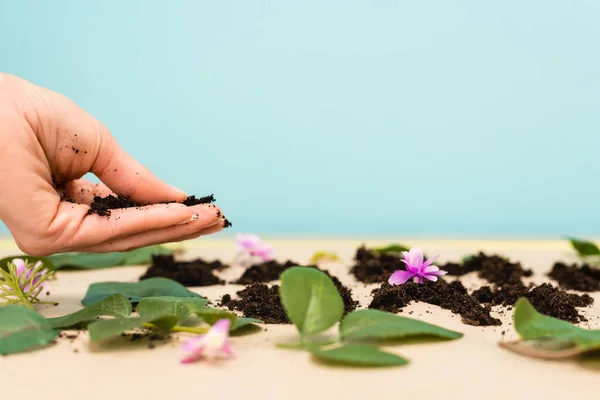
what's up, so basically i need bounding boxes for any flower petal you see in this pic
[221,338,233,356]
[422,255,440,268]
[423,265,440,274]
[211,319,231,335]
[181,336,205,353]
[408,248,424,267]
[12,258,26,275]
[423,274,438,282]
[388,270,415,285]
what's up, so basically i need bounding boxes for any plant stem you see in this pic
[142,323,210,334]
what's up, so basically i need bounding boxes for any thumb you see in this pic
[91,128,187,204]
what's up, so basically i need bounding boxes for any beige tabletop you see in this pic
[1,238,599,400]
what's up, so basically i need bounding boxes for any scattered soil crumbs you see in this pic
[442,252,533,285]
[221,284,289,324]
[120,332,171,349]
[350,246,405,283]
[140,255,226,286]
[549,262,600,292]
[87,194,216,217]
[369,281,501,326]
[233,261,358,313]
[473,282,593,323]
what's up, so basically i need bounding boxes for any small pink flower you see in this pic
[11,258,47,292]
[248,243,273,262]
[181,319,233,363]
[388,248,447,285]
[236,234,261,250]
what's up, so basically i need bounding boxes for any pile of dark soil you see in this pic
[221,283,289,324]
[233,261,359,313]
[350,246,405,283]
[87,193,216,217]
[140,255,226,286]
[369,280,501,326]
[548,262,600,292]
[441,252,532,285]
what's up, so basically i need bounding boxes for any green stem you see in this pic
[142,323,209,334]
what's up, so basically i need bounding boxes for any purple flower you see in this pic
[248,243,273,262]
[180,319,233,363]
[388,248,447,285]
[12,258,47,292]
[236,234,261,250]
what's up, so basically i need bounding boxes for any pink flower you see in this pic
[12,258,47,292]
[248,243,273,262]
[181,319,233,363]
[388,248,447,285]
[236,234,261,250]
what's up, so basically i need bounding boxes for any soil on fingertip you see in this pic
[548,262,600,292]
[86,193,216,217]
[233,261,359,313]
[440,252,533,286]
[220,283,289,324]
[369,280,502,326]
[140,255,227,286]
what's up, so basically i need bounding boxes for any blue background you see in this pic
[1,1,599,237]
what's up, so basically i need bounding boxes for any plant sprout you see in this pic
[0,258,55,308]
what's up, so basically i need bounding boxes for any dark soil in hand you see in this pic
[87,194,216,217]
[369,280,501,326]
[233,261,359,313]
[140,255,226,286]
[220,283,289,324]
[350,246,405,283]
[441,252,532,285]
[548,262,600,292]
[473,282,593,323]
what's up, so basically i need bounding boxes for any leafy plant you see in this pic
[499,298,600,359]
[278,267,463,367]
[0,305,58,355]
[49,294,132,329]
[81,277,201,306]
[0,258,55,308]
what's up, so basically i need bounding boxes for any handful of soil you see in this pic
[140,255,226,287]
[87,194,216,217]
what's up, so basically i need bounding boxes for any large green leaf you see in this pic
[340,309,463,342]
[0,255,54,272]
[81,277,201,306]
[310,344,408,367]
[231,317,262,332]
[279,267,344,336]
[48,245,172,270]
[512,298,600,353]
[49,294,132,329]
[0,305,58,354]
[566,237,600,257]
[136,297,191,330]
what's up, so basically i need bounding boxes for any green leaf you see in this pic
[49,252,126,270]
[499,338,586,359]
[310,344,408,366]
[339,309,463,342]
[0,305,58,354]
[513,298,600,352]
[193,307,237,326]
[370,244,410,255]
[48,245,172,270]
[566,237,600,257]
[122,245,172,265]
[280,267,344,336]
[48,294,132,329]
[0,255,55,271]
[231,317,262,332]
[81,278,201,306]
[136,297,191,330]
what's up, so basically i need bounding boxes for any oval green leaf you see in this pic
[280,267,344,336]
[137,297,191,330]
[81,278,201,306]
[370,244,410,255]
[567,237,600,257]
[311,344,408,367]
[49,294,132,329]
[340,309,463,342]
[0,305,58,355]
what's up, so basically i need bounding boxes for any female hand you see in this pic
[0,73,226,256]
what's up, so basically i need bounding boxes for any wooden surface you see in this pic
[1,238,599,400]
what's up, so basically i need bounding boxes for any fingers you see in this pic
[76,215,226,253]
[91,132,188,204]
[62,179,114,204]
[63,203,221,250]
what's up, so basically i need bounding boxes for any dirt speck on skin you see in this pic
[548,262,600,292]
[369,281,501,326]
[140,255,227,286]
